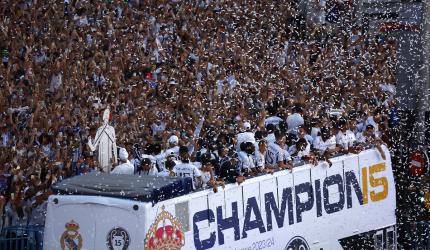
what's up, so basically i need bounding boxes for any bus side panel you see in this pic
[43,196,144,250]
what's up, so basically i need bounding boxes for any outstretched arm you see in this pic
[87,127,103,152]
[112,128,117,164]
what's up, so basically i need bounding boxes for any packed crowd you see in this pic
[0,0,398,230]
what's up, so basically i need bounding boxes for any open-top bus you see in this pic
[43,146,395,250]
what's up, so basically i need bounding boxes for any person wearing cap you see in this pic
[111,148,134,175]
[173,146,203,190]
[313,126,340,162]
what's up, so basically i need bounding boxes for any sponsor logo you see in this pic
[285,236,310,250]
[193,163,389,249]
[106,227,130,250]
[60,220,83,250]
[145,205,185,250]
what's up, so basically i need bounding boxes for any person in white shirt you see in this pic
[265,124,277,144]
[200,154,225,192]
[336,119,357,153]
[286,105,304,135]
[111,148,134,175]
[237,142,257,175]
[265,131,293,171]
[164,135,180,157]
[289,138,314,165]
[297,126,314,148]
[313,126,338,155]
[155,135,180,171]
[137,158,159,176]
[236,122,256,151]
[173,146,203,190]
[157,159,176,177]
[254,139,275,174]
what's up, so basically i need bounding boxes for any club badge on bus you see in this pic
[60,220,83,250]
[144,205,185,250]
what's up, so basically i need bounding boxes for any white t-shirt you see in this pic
[111,161,134,175]
[173,162,202,189]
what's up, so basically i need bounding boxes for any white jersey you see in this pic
[173,162,202,189]
[164,146,179,157]
[336,130,356,150]
[266,133,276,144]
[237,151,255,173]
[356,132,380,144]
[288,142,311,164]
[157,169,171,177]
[138,166,159,176]
[155,149,179,171]
[266,142,287,167]
[131,154,157,169]
[288,141,311,157]
[111,161,134,175]
[253,150,266,168]
[313,135,337,154]
[201,171,212,188]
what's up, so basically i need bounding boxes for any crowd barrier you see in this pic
[0,226,43,250]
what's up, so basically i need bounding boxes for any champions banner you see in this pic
[152,147,396,250]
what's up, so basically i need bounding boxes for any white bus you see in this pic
[43,146,396,250]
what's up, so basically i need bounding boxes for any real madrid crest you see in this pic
[60,220,83,250]
[144,205,185,250]
[106,227,130,250]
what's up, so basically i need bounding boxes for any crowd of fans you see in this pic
[0,0,399,231]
